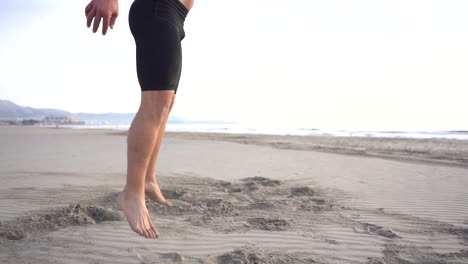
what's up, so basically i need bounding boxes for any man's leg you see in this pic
[144,94,175,206]
[117,91,174,239]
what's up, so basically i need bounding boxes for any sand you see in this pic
[0,125,467,263]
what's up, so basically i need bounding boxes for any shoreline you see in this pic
[117,130,468,169]
[3,124,467,167]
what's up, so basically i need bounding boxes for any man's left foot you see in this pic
[145,182,173,206]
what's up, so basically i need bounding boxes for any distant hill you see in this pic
[0,100,70,120]
[0,99,187,124]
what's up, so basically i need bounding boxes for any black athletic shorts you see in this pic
[129,0,188,93]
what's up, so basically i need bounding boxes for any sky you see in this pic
[0,0,467,131]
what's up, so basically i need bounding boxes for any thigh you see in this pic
[136,19,182,92]
[130,0,183,92]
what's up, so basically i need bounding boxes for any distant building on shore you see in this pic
[7,116,85,126]
[41,116,85,125]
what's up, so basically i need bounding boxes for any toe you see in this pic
[142,217,154,239]
[152,226,160,238]
[144,222,155,239]
[148,228,156,239]
[132,226,144,237]
[146,218,159,238]
[142,229,150,239]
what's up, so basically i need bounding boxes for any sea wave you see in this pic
[42,123,468,141]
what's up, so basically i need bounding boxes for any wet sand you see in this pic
[0,125,467,263]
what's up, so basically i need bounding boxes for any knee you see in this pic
[140,91,174,123]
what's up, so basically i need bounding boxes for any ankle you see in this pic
[145,179,157,186]
[122,187,145,201]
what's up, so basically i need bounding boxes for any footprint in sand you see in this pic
[0,204,122,241]
[353,223,399,238]
[240,177,282,192]
[290,186,315,196]
[246,217,291,231]
[214,247,315,264]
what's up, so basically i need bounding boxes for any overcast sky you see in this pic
[1,0,467,131]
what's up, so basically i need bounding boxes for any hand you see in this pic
[85,0,119,35]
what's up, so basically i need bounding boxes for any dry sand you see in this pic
[0,125,467,263]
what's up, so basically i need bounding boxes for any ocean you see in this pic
[43,122,468,141]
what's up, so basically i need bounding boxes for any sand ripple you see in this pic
[1,176,467,264]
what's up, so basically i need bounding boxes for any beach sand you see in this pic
[0,125,467,263]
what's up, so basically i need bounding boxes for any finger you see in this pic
[110,14,118,29]
[93,14,102,33]
[86,7,96,28]
[85,2,93,16]
[102,15,110,35]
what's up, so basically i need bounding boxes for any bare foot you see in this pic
[117,190,159,239]
[145,182,173,207]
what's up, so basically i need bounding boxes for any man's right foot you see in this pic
[117,190,159,239]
